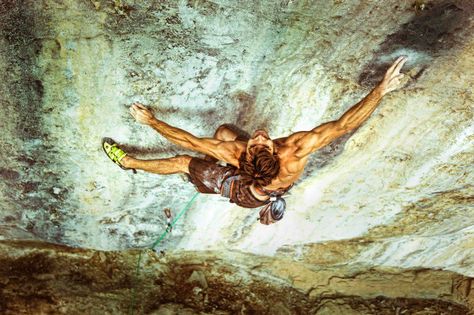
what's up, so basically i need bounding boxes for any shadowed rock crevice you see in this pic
[0,1,74,244]
[358,1,473,86]
[0,1,44,140]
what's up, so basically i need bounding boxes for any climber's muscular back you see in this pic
[266,121,344,190]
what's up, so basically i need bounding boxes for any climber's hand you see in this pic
[130,102,156,125]
[379,56,407,96]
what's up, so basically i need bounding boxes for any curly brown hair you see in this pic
[238,147,280,187]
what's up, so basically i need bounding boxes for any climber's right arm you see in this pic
[283,56,407,158]
[129,103,242,166]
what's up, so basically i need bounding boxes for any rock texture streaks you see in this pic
[0,0,473,312]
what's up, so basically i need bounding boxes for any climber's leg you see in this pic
[121,154,192,174]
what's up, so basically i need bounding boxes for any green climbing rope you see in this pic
[129,192,199,315]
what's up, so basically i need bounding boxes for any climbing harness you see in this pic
[128,192,199,315]
[222,174,291,225]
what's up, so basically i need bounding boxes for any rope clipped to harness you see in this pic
[259,195,286,225]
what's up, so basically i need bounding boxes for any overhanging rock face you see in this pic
[0,241,473,314]
[0,0,473,311]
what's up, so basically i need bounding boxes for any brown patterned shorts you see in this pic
[187,157,236,194]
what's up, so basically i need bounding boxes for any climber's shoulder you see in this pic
[274,131,308,148]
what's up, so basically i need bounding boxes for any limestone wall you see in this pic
[0,0,472,283]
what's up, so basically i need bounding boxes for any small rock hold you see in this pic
[186,270,208,289]
[0,168,20,181]
[192,286,202,295]
[90,1,100,10]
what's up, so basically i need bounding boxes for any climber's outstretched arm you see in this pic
[287,56,407,158]
[129,103,241,165]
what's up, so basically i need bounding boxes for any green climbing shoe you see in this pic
[102,138,136,173]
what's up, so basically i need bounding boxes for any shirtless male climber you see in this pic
[103,56,407,224]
